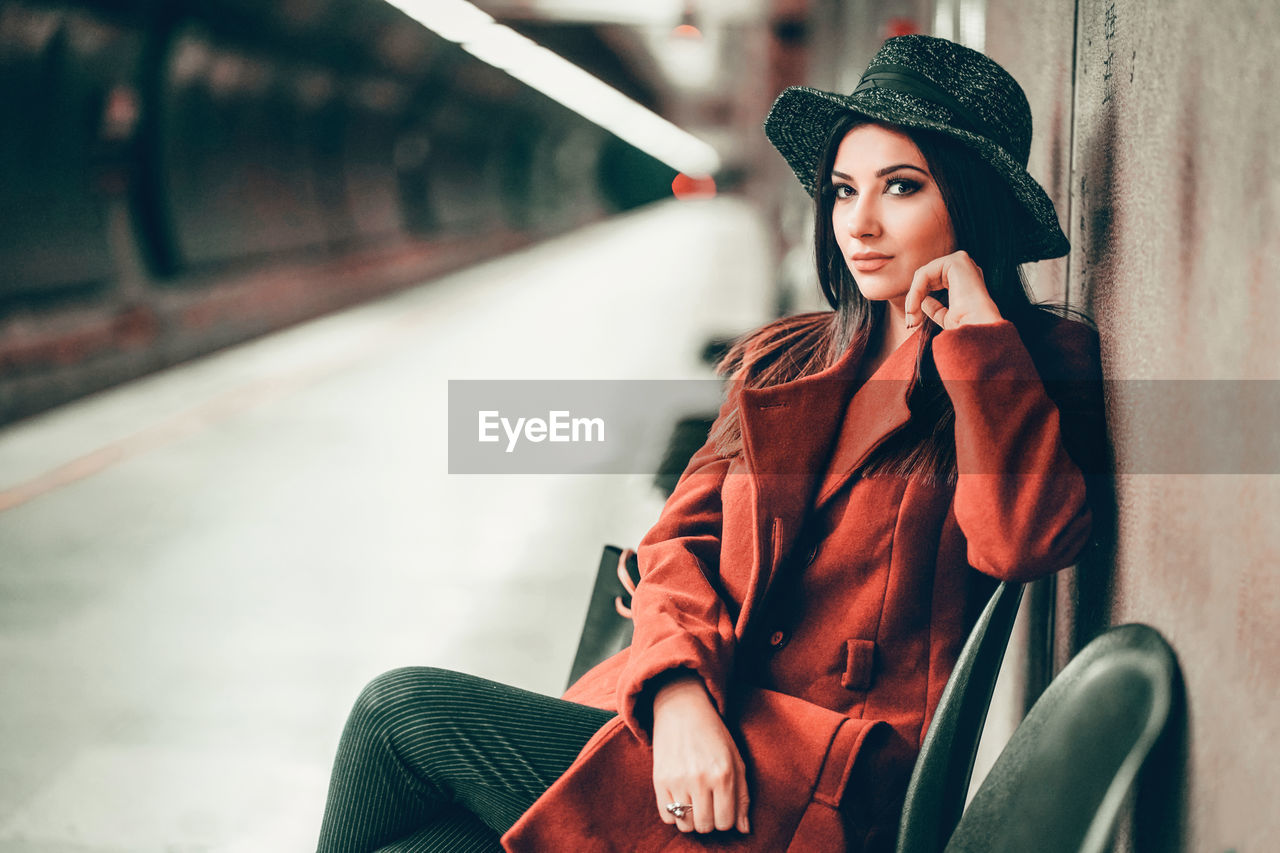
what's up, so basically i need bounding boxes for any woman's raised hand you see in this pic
[904,250,1004,330]
[650,672,750,835]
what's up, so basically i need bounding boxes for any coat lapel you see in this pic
[734,326,925,625]
[812,329,922,509]
[735,339,863,616]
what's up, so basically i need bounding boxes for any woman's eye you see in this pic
[886,178,921,196]
[833,184,855,199]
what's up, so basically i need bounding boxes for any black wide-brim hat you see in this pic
[765,34,1069,264]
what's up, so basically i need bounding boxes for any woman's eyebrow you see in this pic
[831,164,930,180]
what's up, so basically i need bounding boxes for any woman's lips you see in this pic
[851,255,892,272]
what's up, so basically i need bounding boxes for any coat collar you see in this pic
[738,325,923,490]
[738,335,864,489]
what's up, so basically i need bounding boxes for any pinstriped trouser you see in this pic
[315,667,615,853]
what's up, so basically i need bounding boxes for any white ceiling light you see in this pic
[387,0,722,176]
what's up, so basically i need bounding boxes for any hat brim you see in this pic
[764,86,1069,264]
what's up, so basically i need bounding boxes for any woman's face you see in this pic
[830,123,956,306]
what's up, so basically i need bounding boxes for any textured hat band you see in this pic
[852,64,995,147]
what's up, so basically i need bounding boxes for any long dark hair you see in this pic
[712,113,1060,484]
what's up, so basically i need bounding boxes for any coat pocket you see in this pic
[841,638,877,691]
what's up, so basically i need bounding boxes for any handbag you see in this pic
[566,545,641,689]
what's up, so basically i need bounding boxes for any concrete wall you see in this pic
[1070,2,1279,850]
[984,1,1280,850]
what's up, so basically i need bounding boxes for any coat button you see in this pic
[768,630,788,648]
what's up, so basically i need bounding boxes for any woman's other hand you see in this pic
[904,250,1003,330]
[650,672,750,835]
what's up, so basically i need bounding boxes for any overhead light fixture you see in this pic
[387,0,721,177]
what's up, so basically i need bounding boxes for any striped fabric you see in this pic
[316,667,615,853]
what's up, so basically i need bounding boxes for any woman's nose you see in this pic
[845,196,880,238]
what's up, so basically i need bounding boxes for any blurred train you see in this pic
[0,0,680,424]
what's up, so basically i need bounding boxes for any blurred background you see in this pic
[0,0,1277,850]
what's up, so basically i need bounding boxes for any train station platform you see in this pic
[0,197,774,851]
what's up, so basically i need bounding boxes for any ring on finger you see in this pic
[665,802,692,820]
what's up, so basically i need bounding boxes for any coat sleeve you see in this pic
[931,317,1107,582]
[615,393,739,744]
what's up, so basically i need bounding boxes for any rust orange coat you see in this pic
[504,314,1105,852]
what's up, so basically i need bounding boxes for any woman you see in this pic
[316,34,1106,853]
